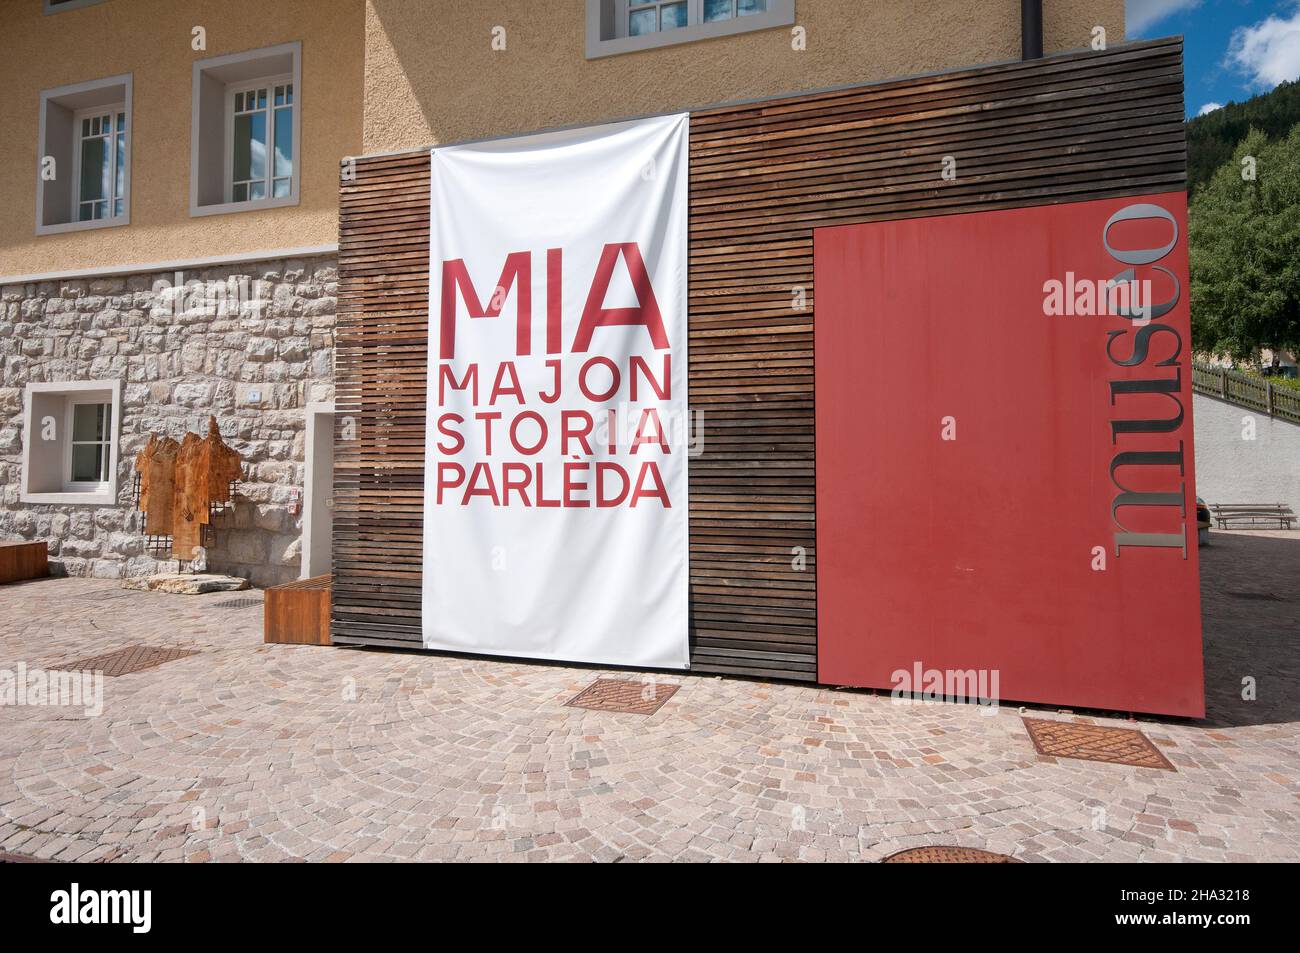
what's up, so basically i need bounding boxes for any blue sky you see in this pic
[1127,0,1300,115]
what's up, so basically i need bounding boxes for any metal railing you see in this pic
[1192,361,1300,425]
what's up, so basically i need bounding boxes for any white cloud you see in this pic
[1197,101,1223,115]
[1127,0,1202,35]
[1227,6,1300,88]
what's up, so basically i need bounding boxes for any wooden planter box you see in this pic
[263,574,332,645]
[0,541,49,585]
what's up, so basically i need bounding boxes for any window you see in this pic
[191,42,301,217]
[587,0,793,57]
[66,400,114,490]
[36,75,131,235]
[229,81,295,202]
[21,381,122,506]
[74,108,127,221]
[43,0,109,13]
[630,1,690,36]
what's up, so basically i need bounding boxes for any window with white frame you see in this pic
[74,108,127,221]
[36,75,131,235]
[228,80,295,202]
[66,399,114,490]
[587,0,792,57]
[21,381,122,506]
[191,42,301,216]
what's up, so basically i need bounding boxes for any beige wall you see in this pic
[364,0,1126,154]
[0,0,364,279]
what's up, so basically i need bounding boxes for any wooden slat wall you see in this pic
[333,38,1186,681]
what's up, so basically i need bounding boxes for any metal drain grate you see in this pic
[1022,717,1175,771]
[566,678,679,715]
[211,597,263,610]
[883,846,1020,863]
[49,645,199,678]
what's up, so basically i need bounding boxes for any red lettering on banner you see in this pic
[563,462,590,507]
[465,462,500,505]
[596,463,628,507]
[630,408,669,454]
[436,462,465,503]
[436,461,672,509]
[560,411,594,455]
[536,464,561,508]
[475,411,501,455]
[630,462,670,507]
[510,412,548,455]
[436,414,465,454]
[578,357,620,402]
[490,362,525,405]
[433,242,677,512]
[503,462,532,505]
[630,354,671,400]
[439,363,478,404]
[547,248,563,355]
[440,254,532,359]
[572,243,669,352]
[539,360,562,403]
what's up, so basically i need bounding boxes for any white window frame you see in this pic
[21,380,123,506]
[35,74,132,236]
[62,396,114,493]
[587,0,794,58]
[71,104,127,223]
[190,42,302,218]
[301,400,336,579]
[223,74,295,204]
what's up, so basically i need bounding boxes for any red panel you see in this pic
[814,193,1204,717]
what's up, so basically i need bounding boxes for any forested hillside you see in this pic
[1186,80,1300,194]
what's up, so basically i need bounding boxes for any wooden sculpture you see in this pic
[134,417,242,559]
[134,434,180,534]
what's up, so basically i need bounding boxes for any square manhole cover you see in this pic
[211,597,263,610]
[1022,717,1175,771]
[49,645,199,678]
[566,678,679,715]
[883,846,1020,863]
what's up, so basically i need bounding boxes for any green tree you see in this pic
[1189,125,1300,360]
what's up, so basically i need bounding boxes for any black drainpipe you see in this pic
[1022,0,1044,59]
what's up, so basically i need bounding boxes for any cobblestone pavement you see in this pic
[1,530,1297,862]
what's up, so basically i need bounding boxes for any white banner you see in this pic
[422,114,690,669]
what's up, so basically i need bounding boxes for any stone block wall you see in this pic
[0,254,336,587]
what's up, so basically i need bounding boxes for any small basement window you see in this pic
[21,381,122,506]
[191,42,301,217]
[36,74,132,235]
[587,0,793,58]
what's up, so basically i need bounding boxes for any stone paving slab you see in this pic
[0,529,1297,862]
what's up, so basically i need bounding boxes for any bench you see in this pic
[263,574,332,645]
[1209,503,1295,530]
[0,541,49,585]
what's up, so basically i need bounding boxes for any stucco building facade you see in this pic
[1,0,1124,586]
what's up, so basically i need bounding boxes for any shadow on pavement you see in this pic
[1200,529,1300,728]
